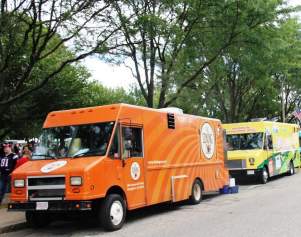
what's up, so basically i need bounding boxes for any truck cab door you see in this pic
[120,125,146,209]
[264,133,275,176]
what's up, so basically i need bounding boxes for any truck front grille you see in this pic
[28,177,65,186]
[226,159,246,169]
[27,176,65,201]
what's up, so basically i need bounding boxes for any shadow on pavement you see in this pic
[235,172,291,186]
[8,194,224,235]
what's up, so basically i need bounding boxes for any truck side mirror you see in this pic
[124,140,132,151]
[122,140,132,164]
[124,128,132,140]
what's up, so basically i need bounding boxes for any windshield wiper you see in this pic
[71,148,90,158]
[32,154,57,160]
[72,150,103,158]
[72,153,86,158]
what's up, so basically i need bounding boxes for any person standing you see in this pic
[15,145,31,168]
[0,143,18,204]
[13,143,21,158]
[0,144,4,157]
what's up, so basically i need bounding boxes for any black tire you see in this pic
[189,179,203,205]
[99,194,126,231]
[288,160,295,176]
[259,166,269,184]
[25,211,51,228]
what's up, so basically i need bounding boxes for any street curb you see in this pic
[0,222,27,234]
[0,204,27,234]
[0,204,8,209]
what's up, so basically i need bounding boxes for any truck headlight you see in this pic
[70,176,82,186]
[14,179,25,188]
[249,157,255,165]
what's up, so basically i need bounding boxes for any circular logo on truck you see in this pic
[200,123,215,159]
[41,160,67,173]
[130,162,141,181]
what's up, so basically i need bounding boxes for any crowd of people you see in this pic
[0,141,33,204]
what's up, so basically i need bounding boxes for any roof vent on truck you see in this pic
[159,107,183,130]
[250,117,268,122]
[158,107,183,114]
[167,113,176,129]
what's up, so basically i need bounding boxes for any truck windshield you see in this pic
[226,133,263,150]
[32,122,115,159]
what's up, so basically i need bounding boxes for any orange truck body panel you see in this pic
[10,104,229,210]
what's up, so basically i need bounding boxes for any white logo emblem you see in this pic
[130,162,141,181]
[41,160,67,173]
[200,123,215,159]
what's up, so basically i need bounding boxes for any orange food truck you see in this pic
[8,104,229,230]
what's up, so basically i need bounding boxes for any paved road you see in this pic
[4,171,301,237]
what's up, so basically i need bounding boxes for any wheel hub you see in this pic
[263,170,268,182]
[110,201,124,226]
[194,184,201,201]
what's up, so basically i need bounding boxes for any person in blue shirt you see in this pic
[0,143,18,204]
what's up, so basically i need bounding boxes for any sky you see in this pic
[83,0,301,90]
[83,56,136,89]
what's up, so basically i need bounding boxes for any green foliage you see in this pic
[2,0,301,139]
[80,81,140,107]
[0,63,89,139]
[105,0,298,110]
[0,2,131,139]
[174,15,301,123]
[1,74,139,139]
[0,0,114,107]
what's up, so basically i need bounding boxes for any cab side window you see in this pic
[109,127,120,159]
[265,134,273,150]
[122,127,143,158]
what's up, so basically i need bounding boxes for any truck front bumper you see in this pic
[8,200,93,212]
[229,169,262,179]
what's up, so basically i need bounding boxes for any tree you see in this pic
[0,0,116,109]
[174,16,301,123]
[102,0,294,108]
[0,62,90,139]
[80,81,141,107]
[268,19,301,122]
[0,73,142,140]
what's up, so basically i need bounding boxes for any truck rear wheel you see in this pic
[99,194,126,231]
[25,211,51,228]
[189,179,203,205]
[288,161,295,176]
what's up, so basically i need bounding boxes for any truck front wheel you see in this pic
[25,211,51,228]
[99,194,126,231]
[259,167,269,184]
